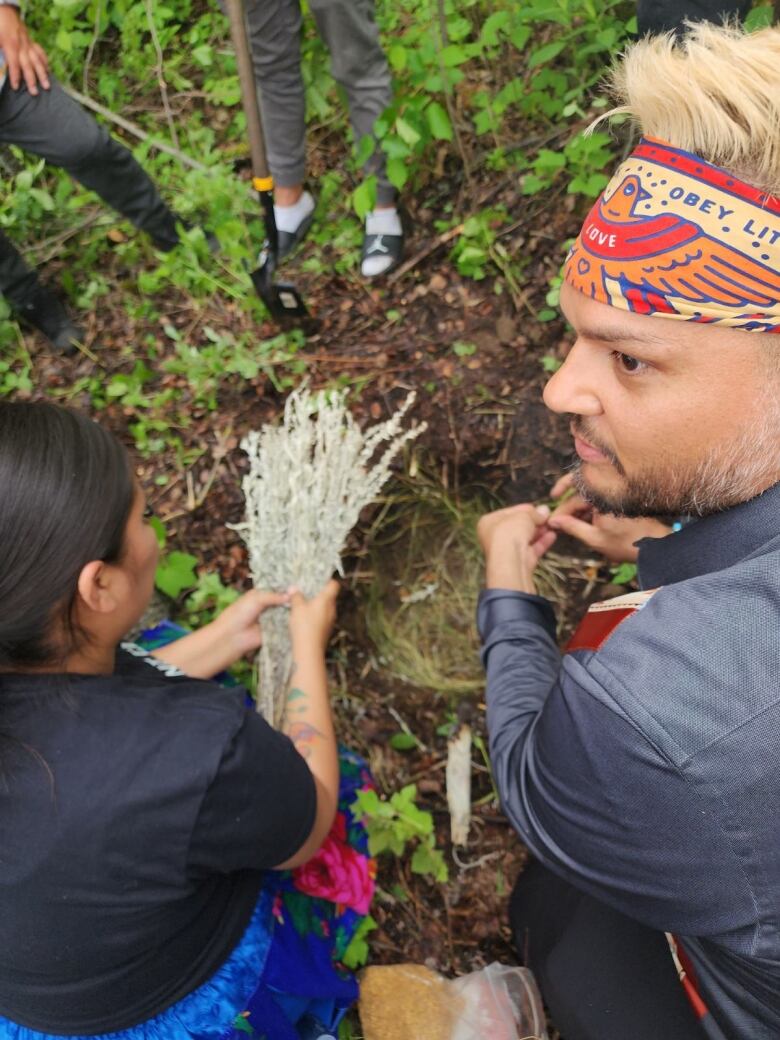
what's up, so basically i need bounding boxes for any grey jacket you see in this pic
[480,480,780,1040]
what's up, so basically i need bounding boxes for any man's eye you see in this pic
[611,350,644,373]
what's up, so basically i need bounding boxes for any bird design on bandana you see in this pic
[564,141,780,330]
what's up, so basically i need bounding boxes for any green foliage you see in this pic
[522,132,613,197]
[0,337,33,397]
[1,0,637,375]
[368,0,633,201]
[449,207,506,280]
[352,784,449,883]
[155,550,199,599]
[610,562,638,586]
[182,570,240,628]
[540,354,562,372]
[389,731,420,751]
[341,914,378,969]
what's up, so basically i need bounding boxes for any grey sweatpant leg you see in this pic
[0,78,179,263]
[243,0,395,204]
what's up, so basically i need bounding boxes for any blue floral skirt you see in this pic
[0,624,376,1040]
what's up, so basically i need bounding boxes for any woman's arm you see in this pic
[150,590,289,678]
[273,581,340,869]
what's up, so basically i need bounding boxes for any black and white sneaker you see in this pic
[275,191,316,262]
[361,207,405,278]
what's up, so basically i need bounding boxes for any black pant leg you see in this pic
[0,78,179,248]
[636,0,752,36]
[510,861,704,1040]
[0,228,39,301]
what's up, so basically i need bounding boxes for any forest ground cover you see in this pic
[4,0,776,1027]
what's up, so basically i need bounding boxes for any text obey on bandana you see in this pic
[563,137,780,333]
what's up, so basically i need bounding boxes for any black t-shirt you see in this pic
[0,645,316,1034]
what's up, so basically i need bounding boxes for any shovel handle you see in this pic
[224,0,272,187]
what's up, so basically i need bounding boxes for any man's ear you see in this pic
[76,560,120,615]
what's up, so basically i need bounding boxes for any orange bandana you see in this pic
[564,137,780,333]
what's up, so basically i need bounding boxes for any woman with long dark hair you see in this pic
[0,400,373,1040]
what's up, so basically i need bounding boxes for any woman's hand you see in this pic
[288,580,339,655]
[214,589,291,657]
[477,504,557,594]
[547,474,672,564]
[151,589,288,679]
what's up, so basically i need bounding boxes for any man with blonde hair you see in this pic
[478,23,780,1040]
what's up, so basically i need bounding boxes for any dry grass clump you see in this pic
[363,474,568,698]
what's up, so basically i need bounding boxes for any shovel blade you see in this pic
[251,262,308,320]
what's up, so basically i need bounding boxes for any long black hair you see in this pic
[0,401,134,667]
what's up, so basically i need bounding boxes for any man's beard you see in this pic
[571,409,780,519]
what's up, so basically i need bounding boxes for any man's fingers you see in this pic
[7,53,21,90]
[30,44,50,89]
[502,503,550,526]
[547,512,603,549]
[20,51,40,95]
[550,473,574,499]
[532,529,557,559]
[550,492,590,522]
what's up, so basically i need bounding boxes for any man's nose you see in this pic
[542,340,603,417]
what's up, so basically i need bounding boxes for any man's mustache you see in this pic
[570,417,623,473]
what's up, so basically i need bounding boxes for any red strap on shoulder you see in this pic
[566,590,659,653]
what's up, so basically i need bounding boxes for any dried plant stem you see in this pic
[235,387,426,725]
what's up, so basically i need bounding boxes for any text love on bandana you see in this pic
[564,137,780,333]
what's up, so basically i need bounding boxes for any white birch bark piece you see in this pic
[447,723,472,847]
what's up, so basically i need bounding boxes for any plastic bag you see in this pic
[358,962,548,1040]
[450,963,548,1040]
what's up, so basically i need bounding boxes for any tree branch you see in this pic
[61,83,208,172]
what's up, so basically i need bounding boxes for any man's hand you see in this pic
[477,504,556,594]
[547,474,672,563]
[0,5,50,95]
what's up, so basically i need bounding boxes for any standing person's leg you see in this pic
[510,861,705,1040]
[241,0,315,259]
[0,230,82,351]
[309,0,393,205]
[0,78,181,249]
[310,0,403,277]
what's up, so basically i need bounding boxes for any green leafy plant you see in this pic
[341,914,378,970]
[352,783,449,883]
[610,562,638,586]
[155,550,199,599]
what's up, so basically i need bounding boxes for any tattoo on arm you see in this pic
[287,720,324,760]
[283,686,309,717]
[283,688,323,757]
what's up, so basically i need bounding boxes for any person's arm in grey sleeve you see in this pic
[479,588,561,817]
[479,588,757,938]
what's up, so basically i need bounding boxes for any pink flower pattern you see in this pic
[292,811,376,915]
